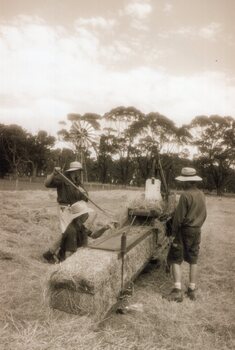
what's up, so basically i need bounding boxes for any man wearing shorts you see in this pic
[166,167,207,302]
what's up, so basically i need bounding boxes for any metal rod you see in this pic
[158,158,169,199]
[54,169,114,218]
[120,232,127,292]
[119,215,137,291]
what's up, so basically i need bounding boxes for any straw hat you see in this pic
[175,167,202,182]
[70,200,94,218]
[66,161,83,172]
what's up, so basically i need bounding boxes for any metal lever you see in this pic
[120,232,127,292]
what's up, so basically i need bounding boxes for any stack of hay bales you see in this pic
[48,226,156,321]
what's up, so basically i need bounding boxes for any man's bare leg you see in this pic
[172,263,182,288]
[186,264,197,300]
[166,263,183,302]
[189,263,197,285]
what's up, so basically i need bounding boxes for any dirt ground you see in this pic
[0,189,234,350]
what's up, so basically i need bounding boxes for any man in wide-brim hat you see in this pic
[43,161,92,262]
[166,167,207,302]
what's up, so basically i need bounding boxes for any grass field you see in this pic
[0,189,234,350]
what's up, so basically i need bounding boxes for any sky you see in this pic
[0,0,234,136]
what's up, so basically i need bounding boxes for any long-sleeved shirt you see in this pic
[45,173,88,205]
[172,188,207,235]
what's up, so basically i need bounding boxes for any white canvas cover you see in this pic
[145,178,162,201]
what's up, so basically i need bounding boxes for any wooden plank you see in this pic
[88,227,152,253]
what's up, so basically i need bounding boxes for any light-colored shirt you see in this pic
[172,188,207,234]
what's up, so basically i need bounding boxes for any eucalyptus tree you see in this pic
[175,125,193,154]
[97,133,119,183]
[127,112,182,186]
[27,131,55,177]
[189,115,235,194]
[42,147,75,175]
[103,106,145,136]
[0,124,30,178]
[0,125,56,183]
[103,106,145,184]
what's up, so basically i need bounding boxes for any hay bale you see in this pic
[129,194,165,215]
[47,226,157,321]
[128,193,176,218]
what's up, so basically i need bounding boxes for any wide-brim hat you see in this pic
[70,200,94,219]
[175,167,202,182]
[66,161,83,172]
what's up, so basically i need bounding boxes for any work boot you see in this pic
[165,288,183,302]
[43,250,59,264]
[186,288,196,301]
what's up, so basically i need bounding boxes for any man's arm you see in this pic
[172,193,188,235]
[44,167,61,188]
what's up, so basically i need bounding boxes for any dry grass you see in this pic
[0,190,234,350]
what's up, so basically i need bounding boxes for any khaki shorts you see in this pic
[167,227,201,265]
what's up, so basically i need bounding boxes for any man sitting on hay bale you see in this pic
[43,161,109,263]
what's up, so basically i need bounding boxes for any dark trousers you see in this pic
[59,215,90,260]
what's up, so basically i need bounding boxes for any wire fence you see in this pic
[0,177,144,192]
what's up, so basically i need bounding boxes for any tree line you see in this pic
[0,107,234,195]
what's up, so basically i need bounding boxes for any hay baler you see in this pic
[47,172,175,320]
